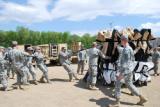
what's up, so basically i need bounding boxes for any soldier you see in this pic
[0,46,8,91]
[152,48,160,76]
[34,47,51,83]
[4,47,15,79]
[108,35,147,107]
[25,47,38,85]
[87,42,108,90]
[59,47,79,82]
[8,41,29,89]
[77,45,87,75]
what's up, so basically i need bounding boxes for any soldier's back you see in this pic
[9,48,24,64]
[88,48,100,66]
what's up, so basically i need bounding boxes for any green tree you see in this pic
[0,26,97,48]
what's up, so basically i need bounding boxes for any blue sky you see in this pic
[0,0,160,36]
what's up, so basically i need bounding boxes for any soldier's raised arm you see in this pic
[98,49,110,59]
[21,51,30,56]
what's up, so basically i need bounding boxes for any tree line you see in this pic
[0,26,96,48]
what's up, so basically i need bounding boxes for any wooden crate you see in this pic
[71,56,78,64]
[71,42,81,52]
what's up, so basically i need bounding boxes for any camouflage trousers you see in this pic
[0,71,8,88]
[6,63,15,78]
[13,65,28,85]
[62,63,77,80]
[0,61,8,88]
[77,60,85,74]
[153,61,159,74]
[87,65,97,86]
[27,64,36,81]
[115,73,140,98]
[37,63,49,82]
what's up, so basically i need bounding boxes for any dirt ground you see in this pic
[0,64,160,107]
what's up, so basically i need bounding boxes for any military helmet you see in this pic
[0,46,4,49]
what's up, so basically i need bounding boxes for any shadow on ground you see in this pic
[74,79,137,107]
[89,97,136,107]
[74,79,88,90]
[50,78,69,82]
[89,97,114,107]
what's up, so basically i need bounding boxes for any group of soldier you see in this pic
[0,34,159,107]
[75,35,159,107]
[0,41,51,91]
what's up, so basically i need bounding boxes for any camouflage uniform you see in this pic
[59,50,78,81]
[87,47,106,88]
[34,52,50,83]
[0,51,8,90]
[115,45,140,98]
[108,36,147,107]
[26,56,36,81]
[77,50,87,74]
[4,47,15,78]
[152,50,160,75]
[9,47,29,87]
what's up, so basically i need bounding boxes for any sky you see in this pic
[0,0,160,36]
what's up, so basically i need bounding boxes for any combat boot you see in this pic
[87,85,92,90]
[72,73,79,80]
[19,87,28,91]
[107,98,120,107]
[69,79,74,82]
[11,73,15,79]
[86,83,91,89]
[33,80,38,85]
[12,85,18,89]
[40,76,45,83]
[18,85,25,90]
[47,80,52,84]
[1,87,8,91]
[75,77,80,80]
[129,92,134,96]
[137,95,147,105]
[45,76,52,84]
[89,85,99,90]
[69,73,73,82]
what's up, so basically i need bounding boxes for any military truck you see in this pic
[24,42,80,65]
[37,43,67,65]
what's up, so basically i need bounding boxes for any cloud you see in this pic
[0,0,160,23]
[71,25,123,36]
[51,0,112,21]
[51,0,160,21]
[140,22,160,36]
[71,29,98,36]
[0,0,52,23]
